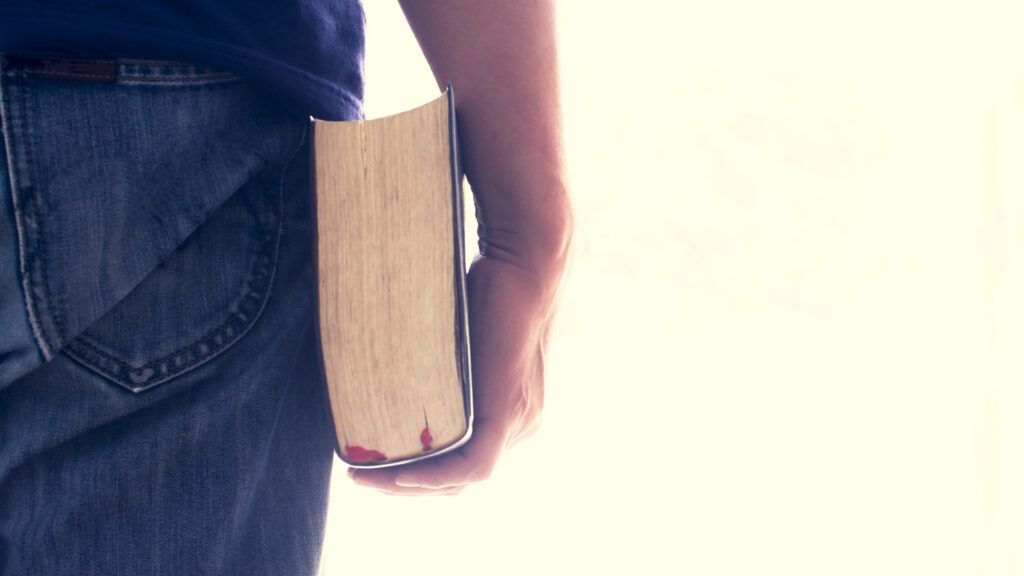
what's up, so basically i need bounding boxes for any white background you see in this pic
[321,2,1024,574]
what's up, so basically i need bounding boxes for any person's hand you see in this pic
[348,223,571,495]
[354,0,572,495]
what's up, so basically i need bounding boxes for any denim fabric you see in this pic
[0,54,346,574]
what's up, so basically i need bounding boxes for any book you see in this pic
[310,85,473,468]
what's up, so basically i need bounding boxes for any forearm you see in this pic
[349,1,572,492]
[397,0,573,275]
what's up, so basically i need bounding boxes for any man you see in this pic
[0,0,572,573]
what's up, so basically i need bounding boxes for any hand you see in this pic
[358,0,571,496]
[349,224,571,496]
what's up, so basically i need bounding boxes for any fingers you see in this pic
[370,484,465,497]
[394,455,486,489]
[396,419,507,489]
[349,417,508,493]
[349,459,473,496]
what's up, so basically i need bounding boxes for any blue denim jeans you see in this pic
[0,53,347,574]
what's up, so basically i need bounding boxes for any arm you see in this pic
[349,0,574,495]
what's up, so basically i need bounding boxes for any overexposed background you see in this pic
[321,2,1024,574]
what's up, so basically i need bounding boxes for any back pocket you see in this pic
[0,55,308,392]
[63,151,293,392]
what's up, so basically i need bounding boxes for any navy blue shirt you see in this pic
[0,0,366,120]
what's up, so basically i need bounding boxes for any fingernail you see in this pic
[394,476,418,487]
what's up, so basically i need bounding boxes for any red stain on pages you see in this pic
[344,445,387,463]
[420,425,433,451]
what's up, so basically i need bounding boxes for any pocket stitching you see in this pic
[9,69,66,359]
[117,75,243,84]
[63,120,308,393]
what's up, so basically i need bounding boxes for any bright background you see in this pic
[321,2,1024,574]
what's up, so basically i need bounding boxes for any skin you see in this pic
[348,0,574,495]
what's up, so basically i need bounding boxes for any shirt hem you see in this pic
[0,7,364,120]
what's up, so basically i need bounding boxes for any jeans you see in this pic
[0,53,346,575]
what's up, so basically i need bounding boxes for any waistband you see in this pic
[0,52,243,84]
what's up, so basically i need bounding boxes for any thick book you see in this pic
[310,85,474,468]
